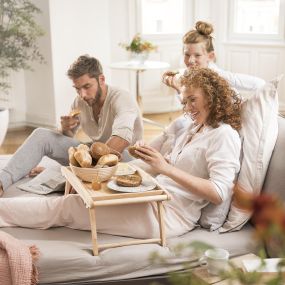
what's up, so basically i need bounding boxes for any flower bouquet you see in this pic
[119,33,157,63]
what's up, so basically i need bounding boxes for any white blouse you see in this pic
[155,122,241,228]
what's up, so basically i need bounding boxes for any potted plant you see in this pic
[119,33,157,64]
[0,0,45,146]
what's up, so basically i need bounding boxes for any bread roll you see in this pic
[74,148,92,168]
[68,146,80,166]
[97,154,118,167]
[77,144,90,152]
[90,142,110,160]
[128,146,141,159]
[116,171,142,187]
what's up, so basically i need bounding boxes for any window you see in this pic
[229,0,285,40]
[139,0,184,35]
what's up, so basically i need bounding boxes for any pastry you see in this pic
[69,109,81,117]
[97,154,118,167]
[116,171,142,187]
[90,142,110,160]
[128,145,141,159]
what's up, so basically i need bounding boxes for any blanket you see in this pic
[0,230,39,285]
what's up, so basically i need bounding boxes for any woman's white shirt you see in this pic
[178,63,265,92]
[155,122,241,226]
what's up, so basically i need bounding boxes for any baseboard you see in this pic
[8,121,57,131]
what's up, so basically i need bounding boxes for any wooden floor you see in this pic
[0,111,182,155]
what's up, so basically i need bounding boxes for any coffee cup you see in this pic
[199,248,229,275]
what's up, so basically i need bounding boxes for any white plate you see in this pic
[107,179,156,193]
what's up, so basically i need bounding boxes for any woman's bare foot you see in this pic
[28,166,45,177]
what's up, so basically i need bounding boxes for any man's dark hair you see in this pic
[67,55,103,79]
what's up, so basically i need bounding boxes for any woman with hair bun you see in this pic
[163,21,265,93]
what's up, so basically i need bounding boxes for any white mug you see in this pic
[199,248,229,275]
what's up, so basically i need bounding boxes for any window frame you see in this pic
[135,0,191,40]
[228,0,285,42]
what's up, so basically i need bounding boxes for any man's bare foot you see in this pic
[28,166,45,177]
[0,184,3,197]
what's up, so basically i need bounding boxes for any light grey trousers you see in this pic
[0,128,79,190]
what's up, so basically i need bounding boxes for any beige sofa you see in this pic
[1,116,284,285]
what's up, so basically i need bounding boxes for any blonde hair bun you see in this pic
[195,21,214,36]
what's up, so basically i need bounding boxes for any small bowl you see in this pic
[70,164,118,182]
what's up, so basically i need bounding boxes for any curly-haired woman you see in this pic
[163,21,265,93]
[0,68,242,239]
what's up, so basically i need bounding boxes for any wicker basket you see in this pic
[70,164,118,182]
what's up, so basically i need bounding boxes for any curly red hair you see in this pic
[181,68,242,131]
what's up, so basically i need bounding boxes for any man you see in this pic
[0,55,143,195]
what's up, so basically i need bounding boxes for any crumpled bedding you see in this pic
[0,156,255,284]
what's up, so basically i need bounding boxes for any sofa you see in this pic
[0,115,284,285]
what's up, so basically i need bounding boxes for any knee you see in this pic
[29,128,57,142]
[31,127,52,137]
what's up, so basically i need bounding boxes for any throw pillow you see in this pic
[219,77,281,233]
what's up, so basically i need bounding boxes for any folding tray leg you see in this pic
[157,201,166,247]
[89,208,99,255]
[64,180,72,195]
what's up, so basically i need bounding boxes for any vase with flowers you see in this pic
[119,33,157,64]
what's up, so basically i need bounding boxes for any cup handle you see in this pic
[199,256,207,267]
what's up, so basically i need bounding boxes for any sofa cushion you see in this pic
[262,116,285,201]
[220,79,280,233]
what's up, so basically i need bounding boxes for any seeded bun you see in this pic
[90,142,110,160]
[116,171,142,187]
[128,146,141,159]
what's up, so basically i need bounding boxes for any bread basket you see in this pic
[70,164,118,182]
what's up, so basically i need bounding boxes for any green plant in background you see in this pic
[119,33,157,54]
[0,0,45,93]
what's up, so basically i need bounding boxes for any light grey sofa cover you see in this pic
[1,116,284,285]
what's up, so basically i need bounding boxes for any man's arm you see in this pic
[106,136,130,154]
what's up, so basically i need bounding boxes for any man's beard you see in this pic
[86,86,102,106]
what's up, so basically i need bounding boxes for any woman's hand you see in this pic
[162,71,181,93]
[135,144,171,175]
[162,71,176,87]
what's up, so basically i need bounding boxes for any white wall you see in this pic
[7,0,111,129]
[25,0,55,128]
[49,0,111,126]
[5,0,285,128]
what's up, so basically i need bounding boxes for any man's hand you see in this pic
[60,115,80,136]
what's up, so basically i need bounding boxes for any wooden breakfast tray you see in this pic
[60,163,171,255]
[61,163,171,208]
